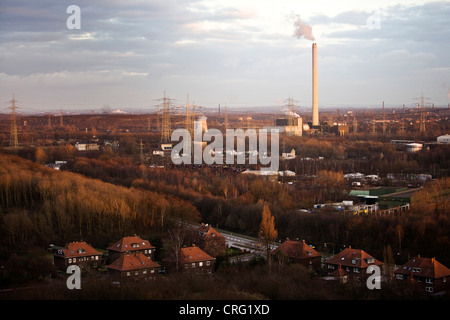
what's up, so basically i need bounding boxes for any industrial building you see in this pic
[321,121,349,137]
[265,117,303,136]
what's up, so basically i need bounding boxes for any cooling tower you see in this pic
[312,43,319,127]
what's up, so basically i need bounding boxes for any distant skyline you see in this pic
[1,0,449,114]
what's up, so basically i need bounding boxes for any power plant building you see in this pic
[265,117,303,136]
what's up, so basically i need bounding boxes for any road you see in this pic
[220,231,278,254]
[184,221,279,260]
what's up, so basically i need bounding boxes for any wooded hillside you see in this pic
[0,154,200,254]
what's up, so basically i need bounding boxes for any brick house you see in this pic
[270,239,322,271]
[180,245,216,274]
[394,255,450,294]
[324,247,383,282]
[106,235,156,264]
[53,241,103,272]
[107,252,161,280]
[195,223,226,257]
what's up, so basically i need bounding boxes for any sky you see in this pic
[0,0,449,114]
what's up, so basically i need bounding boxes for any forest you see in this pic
[0,153,199,251]
[0,111,449,299]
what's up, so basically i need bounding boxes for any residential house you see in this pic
[196,223,226,257]
[394,255,450,294]
[180,245,216,274]
[270,239,322,271]
[53,241,103,272]
[106,235,156,264]
[324,247,383,282]
[107,252,161,280]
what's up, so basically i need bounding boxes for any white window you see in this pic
[127,272,131,276]
[192,263,196,268]
[396,274,404,280]
[143,269,147,274]
[353,268,360,273]
[426,278,433,284]
[199,262,203,267]
[206,261,210,266]
[426,286,434,293]
[68,258,72,263]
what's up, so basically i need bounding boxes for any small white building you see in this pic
[75,143,99,151]
[282,149,296,159]
[437,134,450,144]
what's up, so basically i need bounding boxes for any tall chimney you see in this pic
[312,43,319,127]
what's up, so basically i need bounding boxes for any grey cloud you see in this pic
[319,1,450,44]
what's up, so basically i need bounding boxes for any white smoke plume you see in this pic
[293,18,315,41]
[284,110,300,118]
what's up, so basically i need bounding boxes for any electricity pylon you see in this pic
[185,94,193,137]
[419,95,426,134]
[160,91,172,143]
[9,94,19,148]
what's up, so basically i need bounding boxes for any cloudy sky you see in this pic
[1,0,449,114]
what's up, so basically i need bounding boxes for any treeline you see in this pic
[282,137,450,178]
[0,154,200,254]
[60,154,450,266]
[276,177,450,266]
[84,156,450,266]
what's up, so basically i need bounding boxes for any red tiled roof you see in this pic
[270,240,321,259]
[107,252,160,271]
[325,247,383,268]
[56,241,102,258]
[394,256,450,279]
[107,235,155,252]
[180,246,215,263]
[198,224,224,239]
